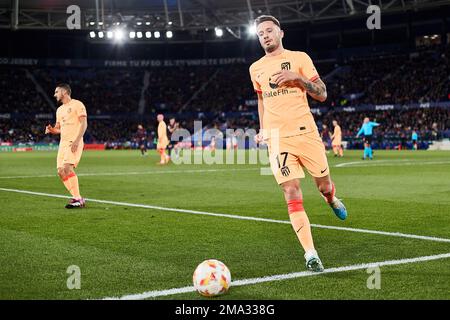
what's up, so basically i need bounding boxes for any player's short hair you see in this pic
[254,15,281,28]
[57,83,71,96]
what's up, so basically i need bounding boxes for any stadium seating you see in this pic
[0,45,448,149]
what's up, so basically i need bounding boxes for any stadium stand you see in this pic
[1,45,449,149]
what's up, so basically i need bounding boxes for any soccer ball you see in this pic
[193,259,231,297]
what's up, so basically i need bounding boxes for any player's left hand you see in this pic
[71,140,80,153]
[271,70,305,86]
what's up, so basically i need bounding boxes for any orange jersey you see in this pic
[332,125,342,143]
[157,121,169,147]
[56,99,87,142]
[249,49,320,139]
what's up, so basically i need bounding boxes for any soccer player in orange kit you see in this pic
[249,15,348,272]
[156,114,170,164]
[45,84,87,209]
[331,120,344,157]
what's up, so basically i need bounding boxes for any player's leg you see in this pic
[165,145,171,163]
[363,140,369,159]
[332,145,338,157]
[63,142,85,208]
[280,179,323,271]
[57,145,75,197]
[58,167,74,196]
[282,179,313,252]
[62,163,84,208]
[297,133,347,220]
[339,145,344,157]
[365,136,373,159]
[269,137,323,272]
[165,150,170,163]
[314,174,347,220]
[368,144,373,159]
[143,141,148,155]
[173,143,180,159]
[158,148,168,164]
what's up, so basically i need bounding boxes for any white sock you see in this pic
[330,196,339,206]
[304,249,319,261]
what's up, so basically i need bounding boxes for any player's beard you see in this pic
[265,39,279,53]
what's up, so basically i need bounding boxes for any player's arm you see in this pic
[71,116,87,152]
[257,92,264,131]
[45,122,61,135]
[356,127,364,137]
[300,77,327,102]
[271,71,327,102]
[249,65,265,143]
[74,116,88,143]
[255,92,265,143]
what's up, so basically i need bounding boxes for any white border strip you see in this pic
[1,187,450,244]
[103,252,450,299]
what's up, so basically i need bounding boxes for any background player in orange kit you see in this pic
[249,15,348,272]
[156,114,170,164]
[45,83,87,209]
[331,120,344,157]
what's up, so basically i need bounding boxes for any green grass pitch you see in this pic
[0,149,449,299]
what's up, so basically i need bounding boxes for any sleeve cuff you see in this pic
[309,75,320,82]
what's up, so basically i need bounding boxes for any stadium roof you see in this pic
[1,0,449,32]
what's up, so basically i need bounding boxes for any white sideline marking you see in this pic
[1,187,450,244]
[0,168,258,179]
[335,160,450,168]
[103,252,450,299]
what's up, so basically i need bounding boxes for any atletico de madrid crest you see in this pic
[281,166,290,177]
[281,62,291,70]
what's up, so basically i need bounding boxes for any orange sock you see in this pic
[287,199,315,252]
[159,149,166,163]
[67,172,81,199]
[62,176,74,197]
[321,183,336,204]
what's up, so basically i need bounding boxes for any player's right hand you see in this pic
[45,124,53,134]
